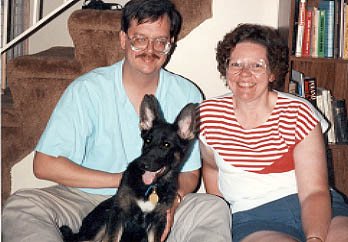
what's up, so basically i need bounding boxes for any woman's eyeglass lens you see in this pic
[226,59,268,76]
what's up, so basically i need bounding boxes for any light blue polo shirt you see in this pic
[36,60,203,195]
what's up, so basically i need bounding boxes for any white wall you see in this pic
[167,0,280,98]
[28,0,130,54]
[12,0,280,193]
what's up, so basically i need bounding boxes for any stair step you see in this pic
[1,88,20,128]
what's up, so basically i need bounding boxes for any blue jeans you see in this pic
[232,189,348,242]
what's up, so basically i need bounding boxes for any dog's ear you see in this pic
[139,94,162,130]
[175,103,198,140]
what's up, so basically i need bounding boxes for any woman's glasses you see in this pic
[226,59,268,76]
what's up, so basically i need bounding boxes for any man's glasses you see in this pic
[127,34,172,55]
[226,59,268,76]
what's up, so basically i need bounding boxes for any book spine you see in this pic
[344,3,348,59]
[327,1,335,57]
[318,9,326,57]
[295,0,307,57]
[338,0,346,58]
[318,0,334,57]
[291,69,305,97]
[302,8,313,57]
[292,0,300,55]
[289,81,298,95]
[311,7,319,57]
[322,90,335,143]
[316,89,324,117]
[333,0,341,58]
[304,77,317,106]
[332,99,348,143]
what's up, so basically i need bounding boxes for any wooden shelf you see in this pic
[278,0,348,197]
[290,56,348,63]
[328,145,348,196]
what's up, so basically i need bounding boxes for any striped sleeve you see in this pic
[294,102,320,141]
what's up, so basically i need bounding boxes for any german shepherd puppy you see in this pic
[60,94,198,242]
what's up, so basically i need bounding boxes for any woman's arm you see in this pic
[200,141,223,197]
[33,151,122,188]
[294,124,331,241]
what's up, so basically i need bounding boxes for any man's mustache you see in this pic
[136,53,161,60]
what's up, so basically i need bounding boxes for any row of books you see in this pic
[289,69,348,144]
[293,0,348,59]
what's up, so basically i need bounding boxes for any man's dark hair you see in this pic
[121,0,182,41]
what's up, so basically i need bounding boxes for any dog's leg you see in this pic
[151,214,167,242]
[100,224,122,242]
[70,197,113,241]
[104,206,125,242]
[148,229,155,242]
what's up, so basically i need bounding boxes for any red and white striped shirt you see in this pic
[199,92,328,212]
[200,92,321,173]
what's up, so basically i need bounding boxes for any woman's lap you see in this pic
[232,189,348,242]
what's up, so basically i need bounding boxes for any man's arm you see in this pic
[160,168,200,242]
[177,169,200,196]
[33,151,122,188]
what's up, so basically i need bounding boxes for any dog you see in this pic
[60,94,198,242]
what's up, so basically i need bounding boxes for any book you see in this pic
[295,0,307,57]
[318,9,326,57]
[327,0,335,57]
[303,76,317,106]
[344,3,348,59]
[291,69,305,96]
[334,0,342,58]
[316,88,325,118]
[292,0,301,55]
[317,88,335,143]
[289,81,298,95]
[326,91,335,144]
[332,99,348,144]
[319,0,335,58]
[338,0,346,58]
[302,7,313,57]
[311,7,320,57]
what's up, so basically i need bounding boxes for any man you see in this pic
[2,0,231,241]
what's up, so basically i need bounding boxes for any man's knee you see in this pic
[3,189,37,210]
[184,193,229,211]
[179,193,231,222]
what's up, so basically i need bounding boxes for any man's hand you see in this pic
[161,209,174,241]
[160,194,182,241]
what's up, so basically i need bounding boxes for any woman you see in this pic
[199,23,348,242]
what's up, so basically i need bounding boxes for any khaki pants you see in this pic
[2,185,231,242]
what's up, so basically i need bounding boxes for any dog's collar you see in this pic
[145,184,159,205]
[144,184,157,196]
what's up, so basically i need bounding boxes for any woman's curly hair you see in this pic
[216,24,289,91]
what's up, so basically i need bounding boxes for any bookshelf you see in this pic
[278,0,348,197]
